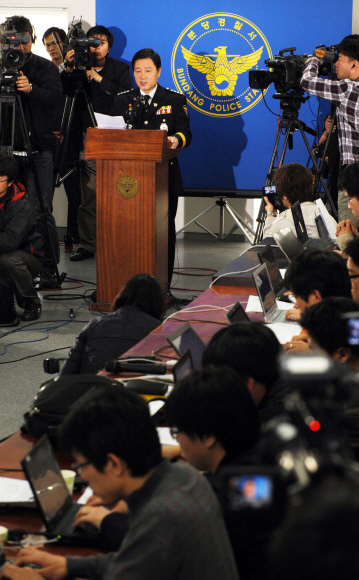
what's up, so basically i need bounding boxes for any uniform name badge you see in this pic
[160,120,168,131]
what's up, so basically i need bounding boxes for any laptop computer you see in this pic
[291,201,336,250]
[226,301,251,324]
[172,350,194,383]
[258,244,290,302]
[166,323,205,370]
[21,435,103,547]
[252,263,293,324]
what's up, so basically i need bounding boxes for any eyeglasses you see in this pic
[44,41,60,49]
[71,460,91,475]
[170,427,179,439]
[0,178,8,183]
[349,274,359,280]
[345,196,356,205]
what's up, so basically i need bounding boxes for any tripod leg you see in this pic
[254,125,291,243]
[15,95,64,284]
[297,123,337,219]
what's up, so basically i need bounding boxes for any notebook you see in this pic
[226,301,251,323]
[167,323,205,370]
[252,263,291,324]
[291,201,336,249]
[21,435,103,547]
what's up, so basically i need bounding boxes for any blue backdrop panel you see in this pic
[97,0,352,190]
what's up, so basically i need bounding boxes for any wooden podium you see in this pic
[85,128,179,307]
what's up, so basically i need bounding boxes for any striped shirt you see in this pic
[301,57,359,166]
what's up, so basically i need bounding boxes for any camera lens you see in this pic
[5,49,25,69]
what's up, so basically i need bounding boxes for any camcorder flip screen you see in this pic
[343,313,359,346]
[215,466,287,532]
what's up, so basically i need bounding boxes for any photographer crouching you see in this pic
[300,35,359,219]
[0,155,43,321]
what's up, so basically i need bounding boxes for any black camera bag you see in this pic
[21,374,121,446]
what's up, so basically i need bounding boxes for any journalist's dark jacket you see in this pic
[0,182,44,261]
[15,53,63,153]
[60,305,161,375]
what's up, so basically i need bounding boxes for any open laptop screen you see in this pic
[167,323,205,370]
[258,244,283,293]
[22,435,71,526]
[253,264,277,319]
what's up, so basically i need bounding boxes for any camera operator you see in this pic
[262,163,337,238]
[62,25,132,262]
[8,15,62,288]
[301,35,359,218]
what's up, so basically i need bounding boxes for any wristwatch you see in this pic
[267,211,277,217]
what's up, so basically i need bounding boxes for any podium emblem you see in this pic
[117,176,139,199]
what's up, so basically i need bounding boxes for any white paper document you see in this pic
[266,322,302,344]
[94,113,126,129]
[157,427,178,446]
[0,476,34,505]
[315,198,337,240]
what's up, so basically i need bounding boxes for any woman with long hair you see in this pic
[60,274,164,375]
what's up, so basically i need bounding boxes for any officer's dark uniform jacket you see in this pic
[111,84,192,198]
[0,182,43,261]
[14,53,63,153]
[112,84,191,280]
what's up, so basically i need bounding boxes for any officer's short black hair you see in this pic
[87,25,113,49]
[42,27,66,44]
[0,155,18,182]
[132,48,161,70]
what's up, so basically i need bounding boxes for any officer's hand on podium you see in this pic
[167,136,179,149]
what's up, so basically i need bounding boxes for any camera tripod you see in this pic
[0,84,66,285]
[53,70,97,252]
[254,92,338,243]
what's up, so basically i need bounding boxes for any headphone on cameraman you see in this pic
[30,25,37,44]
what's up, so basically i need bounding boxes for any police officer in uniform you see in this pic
[112,48,192,286]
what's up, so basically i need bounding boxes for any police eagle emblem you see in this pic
[181,45,263,96]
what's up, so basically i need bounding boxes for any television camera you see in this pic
[65,20,101,69]
[0,18,30,88]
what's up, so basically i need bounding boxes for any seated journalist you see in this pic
[60,273,164,375]
[300,296,359,458]
[59,367,263,580]
[201,322,288,425]
[4,385,239,580]
[263,162,337,239]
[282,247,352,326]
[344,236,359,302]
[336,162,359,250]
[0,155,43,321]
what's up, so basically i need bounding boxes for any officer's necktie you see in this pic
[143,94,150,114]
